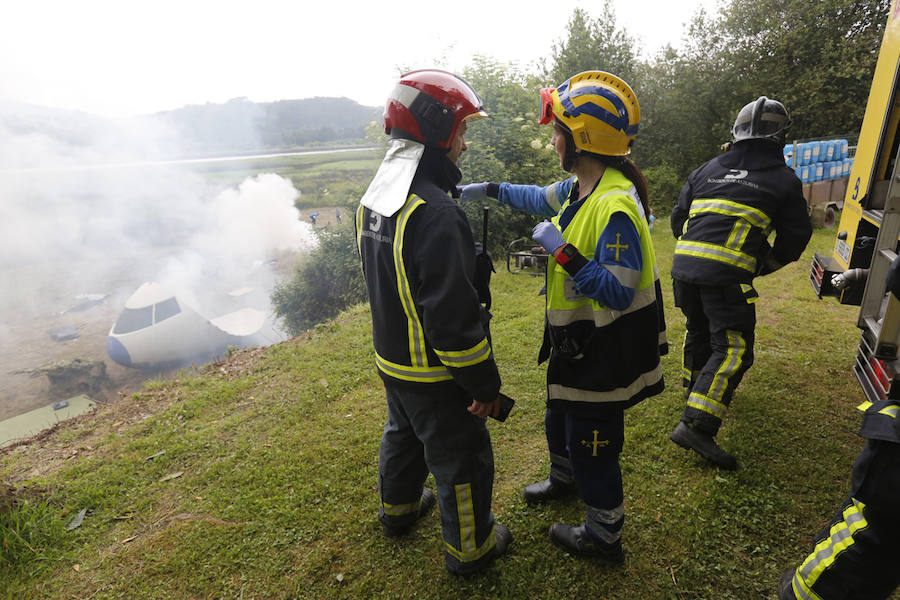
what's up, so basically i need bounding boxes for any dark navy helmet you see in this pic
[732,96,792,145]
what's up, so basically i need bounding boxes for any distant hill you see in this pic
[157,97,382,154]
[0,97,382,165]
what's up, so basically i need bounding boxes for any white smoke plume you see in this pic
[0,103,316,420]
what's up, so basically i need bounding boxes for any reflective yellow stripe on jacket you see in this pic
[676,198,773,272]
[434,338,492,368]
[394,196,428,367]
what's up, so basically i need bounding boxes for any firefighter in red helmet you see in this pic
[355,69,511,575]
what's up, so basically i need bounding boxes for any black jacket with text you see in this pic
[355,151,501,404]
[670,139,812,285]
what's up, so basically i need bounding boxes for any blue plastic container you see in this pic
[800,143,812,165]
[839,139,849,159]
[843,158,852,176]
[810,142,821,163]
[825,141,836,162]
[814,163,824,181]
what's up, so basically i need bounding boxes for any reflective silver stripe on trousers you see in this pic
[549,452,574,484]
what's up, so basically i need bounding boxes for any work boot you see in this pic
[778,569,797,599]
[522,478,576,505]
[549,523,624,564]
[381,488,436,537]
[670,421,738,470]
[446,523,512,576]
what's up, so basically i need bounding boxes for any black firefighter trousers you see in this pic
[783,440,900,600]
[673,279,756,436]
[378,380,500,573]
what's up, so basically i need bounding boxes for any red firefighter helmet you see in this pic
[383,69,487,149]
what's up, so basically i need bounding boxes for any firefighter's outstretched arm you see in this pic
[459,180,572,217]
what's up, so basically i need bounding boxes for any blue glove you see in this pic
[532,221,566,254]
[459,182,489,203]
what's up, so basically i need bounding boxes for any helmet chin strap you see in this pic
[562,129,578,172]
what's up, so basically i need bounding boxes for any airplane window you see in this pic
[112,306,153,334]
[154,297,181,323]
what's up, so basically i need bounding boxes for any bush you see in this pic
[643,162,685,218]
[272,223,366,335]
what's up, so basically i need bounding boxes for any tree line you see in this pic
[273,0,892,334]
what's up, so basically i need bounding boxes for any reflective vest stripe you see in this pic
[375,352,452,383]
[546,284,656,327]
[434,337,492,368]
[675,239,757,272]
[382,497,422,517]
[687,391,728,419]
[444,483,497,563]
[393,196,427,366]
[689,198,772,229]
[794,498,868,598]
[548,363,663,403]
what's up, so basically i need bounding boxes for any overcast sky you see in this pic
[1,0,720,119]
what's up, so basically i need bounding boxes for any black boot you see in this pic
[381,488,436,537]
[446,523,512,576]
[522,478,575,505]
[670,421,738,470]
[549,523,624,564]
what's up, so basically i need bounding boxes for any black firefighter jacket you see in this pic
[356,155,501,404]
[671,139,812,285]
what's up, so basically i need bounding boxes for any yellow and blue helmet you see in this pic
[539,71,640,156]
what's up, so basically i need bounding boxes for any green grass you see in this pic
[0,227,877,599]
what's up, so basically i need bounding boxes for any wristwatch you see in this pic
[555,243,578,267]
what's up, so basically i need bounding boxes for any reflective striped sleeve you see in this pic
[570,212,642,310]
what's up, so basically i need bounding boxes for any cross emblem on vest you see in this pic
[606,233,629,261]
[580,430,609,456]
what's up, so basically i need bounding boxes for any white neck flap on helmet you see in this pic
[359,138,426,217]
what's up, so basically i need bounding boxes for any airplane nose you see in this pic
[106,336,132,367]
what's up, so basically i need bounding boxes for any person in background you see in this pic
[668,96,812,470]
[459,70,666,562]
[355,69,511,576]
[779,259,900,600]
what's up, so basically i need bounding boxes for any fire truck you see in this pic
[811,1,900,403]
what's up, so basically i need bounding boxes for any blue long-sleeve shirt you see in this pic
[496,178,643,311]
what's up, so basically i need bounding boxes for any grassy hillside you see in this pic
[0,227,873,599]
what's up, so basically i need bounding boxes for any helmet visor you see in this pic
[539,87,556,125]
